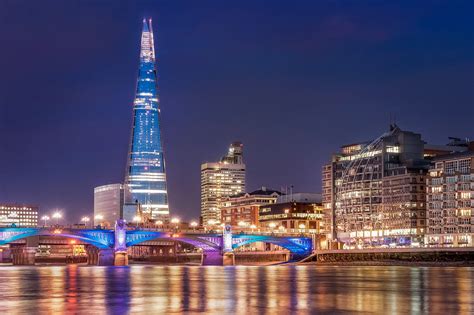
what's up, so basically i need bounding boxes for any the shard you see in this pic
[124,18,169,221]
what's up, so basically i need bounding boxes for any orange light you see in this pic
[53,229,62,234]
[70,240,76,245]
[172,233,179,238]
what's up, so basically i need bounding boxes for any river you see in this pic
[0,265,472,314]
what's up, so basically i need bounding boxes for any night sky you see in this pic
[1,1,473,223]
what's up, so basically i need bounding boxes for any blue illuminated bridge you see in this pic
[0,221,312,266]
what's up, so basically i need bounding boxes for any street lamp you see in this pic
[81,216,90,228]
[155,220,163,229]
[41,215,50,227]
[52,212,62,225]
[133,215,141,228]
[268,222,276,232]
[171,217,180,230]
[250,224,256,233]
[190,221,198,230]
[299,223,306,233]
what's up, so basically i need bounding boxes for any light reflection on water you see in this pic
[0,265,472,314]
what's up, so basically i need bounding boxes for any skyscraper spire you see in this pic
[124,18,169,221]
[140,18,155,62]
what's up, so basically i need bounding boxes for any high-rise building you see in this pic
[426,148,474,247]
[220,187,281,228]
[201,142,246,226]
[124,18,169,221]
[323,125,470,248]
[94,184,124,228]
[324,125,431,247]
[0,204,38,227]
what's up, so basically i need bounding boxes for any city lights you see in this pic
[52,212,62,225]
[41,215,50,227]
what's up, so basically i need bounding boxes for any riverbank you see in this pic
[298,260,474,267]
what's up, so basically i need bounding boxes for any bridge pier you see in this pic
[86,246,126,266]
[11,246,36,265]
[201,251,235,266]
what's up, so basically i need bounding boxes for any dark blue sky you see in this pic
[1,1,473,222]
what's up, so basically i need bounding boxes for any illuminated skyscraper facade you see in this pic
[201,142,246,226]
[124,19,169,220]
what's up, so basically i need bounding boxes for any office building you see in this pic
[259,193,323,234]
[221,187,281,228]
[323,125,470,248]
[426,148,474,247]
[124,18,170,221]
[201,142,246,226]
[0,204,38,227]
[324,125,430,247]
[94,184,124,227]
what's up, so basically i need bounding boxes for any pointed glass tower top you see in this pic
[124,18,169,220]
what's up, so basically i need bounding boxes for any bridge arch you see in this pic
[232,235,312,257]
[0,228,114,249]
[126,231,222,251]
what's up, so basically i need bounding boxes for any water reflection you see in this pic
[0,265,472,314]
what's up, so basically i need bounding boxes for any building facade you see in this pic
[259,193,323,234]
[221,187,281,228]
[324,125,432,248]
[426,150,474,247]
[323,125,470,248]
[201,142,246,226]
[0,204,38,227]
[94,184,124,228]
[124,19,169,221]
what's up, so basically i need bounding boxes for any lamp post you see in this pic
[298,223,306,234]
[268,222,276,233]
[190,221,198,231]
[52,212,62,226]
[155,220,163,230]
[94,214,104,227]
[250,224,256,233]
[171,217,180,231]
[133,215,141,228]
[41,215,50,227]
[81,216,90,228]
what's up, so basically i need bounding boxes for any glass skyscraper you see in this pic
[124,18,169,220]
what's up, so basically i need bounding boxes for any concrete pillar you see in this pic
[114,219,128,266]
[114,252,128,266]
[86,246,99,265]
[223,252,235,266]
[97,249,114,266]
[201,250,224,266]
[11,246,36,265]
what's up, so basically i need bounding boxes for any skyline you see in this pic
[1,1,473,222]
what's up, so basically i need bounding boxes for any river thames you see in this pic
[0,265,472,314]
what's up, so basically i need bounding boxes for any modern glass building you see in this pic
[94,184,124,228]
[124,18,169,221]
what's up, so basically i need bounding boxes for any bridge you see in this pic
[0,220,312,266]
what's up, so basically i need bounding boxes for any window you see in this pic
[445,161,457,174]
[459,159,471,174]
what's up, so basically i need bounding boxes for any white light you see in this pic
[155,220,163,225]
[299,224,306,229]
[171,217,180,224]
[95,214,104,220]
[52,212,62,219]
[81,216,90,223]
[269,222,276,229]
[190,221,198,227]
[41,215,50,221]
[133,216,141,223]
